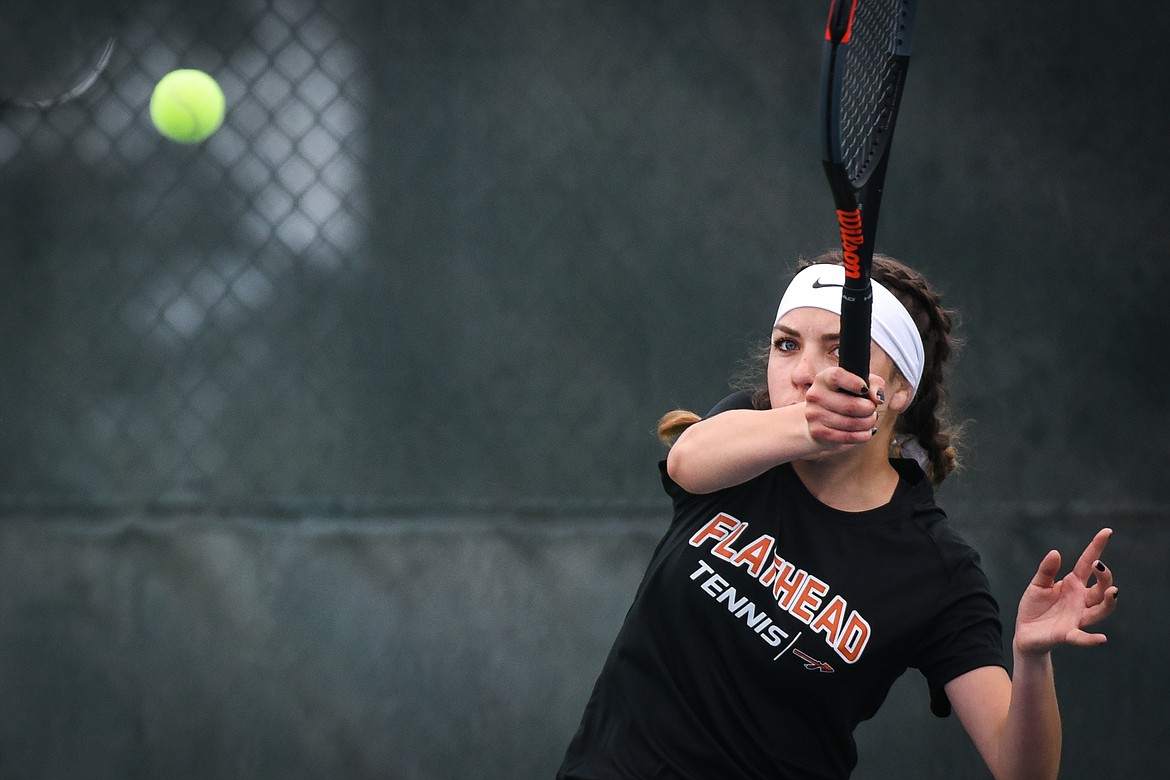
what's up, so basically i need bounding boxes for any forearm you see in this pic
[996,648,1061,780]
[665,404,826,493]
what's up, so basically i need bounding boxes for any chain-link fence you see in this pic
[8,0,1169,517]
[2,0,384,512]
[2,0,810,515]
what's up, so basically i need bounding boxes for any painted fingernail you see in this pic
[1112,589,1119,600]
[1095,561,1106,572]
[876,389,885,403]
[870,428,878,437]
[859,385,869,395]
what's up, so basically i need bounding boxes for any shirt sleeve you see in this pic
[703,389,756,417]
[915,552,1008,717]
[658,391,758,505]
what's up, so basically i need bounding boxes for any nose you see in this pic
[792,353,818,389]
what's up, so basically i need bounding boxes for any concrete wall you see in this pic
[2,509,1163,779]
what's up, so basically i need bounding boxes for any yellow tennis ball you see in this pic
[149,69,225,144]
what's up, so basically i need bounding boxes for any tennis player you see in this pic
[557,252,1118,779]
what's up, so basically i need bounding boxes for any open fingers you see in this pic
[1081,559,1119,626]
[1080,591,1119,629]
[1085,559,1115,605]
[1030,549,1062,589]
[1064,628,1109,648]
[1071,527,1113,584]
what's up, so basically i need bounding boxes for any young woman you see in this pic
[557,252,1118,780]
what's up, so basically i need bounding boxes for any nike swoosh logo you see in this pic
[811,278,843,289]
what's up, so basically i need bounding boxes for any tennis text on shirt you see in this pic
[689,512,871,664]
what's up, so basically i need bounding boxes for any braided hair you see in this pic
[657,250,962,486]
[797,251,961,483]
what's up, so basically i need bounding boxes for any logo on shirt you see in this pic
[792,648,835,674]
[688,512,871,666]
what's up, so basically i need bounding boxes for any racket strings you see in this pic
[838,0,908,185]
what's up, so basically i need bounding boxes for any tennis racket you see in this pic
[0,2,118,115]
[819,0,917,379]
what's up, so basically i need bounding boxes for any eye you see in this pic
[773,336,798,353]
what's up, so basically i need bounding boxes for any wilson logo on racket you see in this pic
[820,0,917,378]
[835,208,865,280]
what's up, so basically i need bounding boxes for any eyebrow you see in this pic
[774,324,841,342]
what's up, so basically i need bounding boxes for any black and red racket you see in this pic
[819,0,917,379]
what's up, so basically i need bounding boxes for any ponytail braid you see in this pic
[660,250,963,486]
[797,251,962,484]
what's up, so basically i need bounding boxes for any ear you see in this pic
[886,376,914,414]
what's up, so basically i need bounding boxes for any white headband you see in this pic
[774,264,925,396]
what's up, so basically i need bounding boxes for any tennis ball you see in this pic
[149,69,225,144]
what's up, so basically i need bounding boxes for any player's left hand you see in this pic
[1013,528,1118,656]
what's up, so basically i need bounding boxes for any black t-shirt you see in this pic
[558,393,1005,780]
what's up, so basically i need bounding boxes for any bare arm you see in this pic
[947,529,1118,780]
[666,366,882,494]
[947,657,1060,780]
[666,403,825,494]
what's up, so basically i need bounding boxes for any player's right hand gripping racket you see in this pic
[819,0,917,380]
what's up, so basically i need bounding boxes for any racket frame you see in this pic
[819,0,916,380]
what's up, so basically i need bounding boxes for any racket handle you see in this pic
[838,284,872,380]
